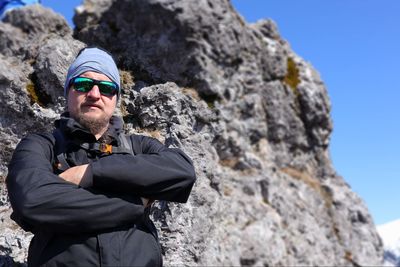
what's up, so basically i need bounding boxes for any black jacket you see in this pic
[6,114,196,267]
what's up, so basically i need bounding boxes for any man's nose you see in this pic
[87,85,101,99]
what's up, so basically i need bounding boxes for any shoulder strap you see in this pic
[52,131,140,173]
[125,134,144,155]
[52,128,71,173]
[110,134,144,155]
[78,134,138,155]
[117,134,134,155]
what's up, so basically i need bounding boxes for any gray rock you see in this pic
[0,22,26,58]
[1,5,71,60]
[0,1,383,266]
[74,0,286,98]
[0,178,31,266]
[34,37,85,107]
[2,4,70,37]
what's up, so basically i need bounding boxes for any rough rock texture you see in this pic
[0,1,383,266]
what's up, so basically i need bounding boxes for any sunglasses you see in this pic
[70,77,119,97]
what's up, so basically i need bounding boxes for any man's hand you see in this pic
[59,164,92,186]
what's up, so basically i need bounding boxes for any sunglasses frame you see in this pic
[70,76,119,97]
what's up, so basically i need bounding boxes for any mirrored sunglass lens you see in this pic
[73,80,93,92]
[98,82,117,96]
[72,77,117,96]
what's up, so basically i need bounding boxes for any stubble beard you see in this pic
[76,112,110,136]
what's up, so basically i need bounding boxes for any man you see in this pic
[7,47,196,266]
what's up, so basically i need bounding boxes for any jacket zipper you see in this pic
[97,235,103,267]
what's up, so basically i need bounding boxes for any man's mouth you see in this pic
[82,103,102,110]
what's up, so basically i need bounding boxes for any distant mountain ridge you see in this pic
[378,219,400,267]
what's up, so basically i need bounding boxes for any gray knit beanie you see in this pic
[64,47,120,98]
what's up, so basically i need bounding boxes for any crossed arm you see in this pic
[59,165,151,207]
[7,133,196,234]
[59,135,196,203]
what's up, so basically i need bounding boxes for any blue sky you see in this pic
[40,0,399,225]
[230,0,400,226]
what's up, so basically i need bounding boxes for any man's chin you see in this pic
[77,112,109,135]
[80,110,102,120]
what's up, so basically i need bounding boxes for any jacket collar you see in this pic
[55,112,124,144]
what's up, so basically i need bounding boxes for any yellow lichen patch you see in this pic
[280,167,333,210]
[200,93,219,109]
[119,70,135,90]
[135,128,165,143]
[219,157,240,168]
[26,76,52,107]
[283,57,301,95]
[223,185,234,196]
[147,129,164,142]
[280,167,345,244]
[26,80,43,106]
[119,102,129,116]
[344,250,359,266]
[344,251,352,261]
[182,87,201,101]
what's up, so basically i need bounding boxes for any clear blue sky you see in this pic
[230,0,400,226]
[40,0,399,225]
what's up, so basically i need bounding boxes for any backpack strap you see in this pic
[52,130,140,173]
[78,134,134,155]
[52,128,71,173]
[124,134,143,155]
[119,134,134,155]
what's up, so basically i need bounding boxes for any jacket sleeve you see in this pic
[6,133,145,234]
[91,135,196,203]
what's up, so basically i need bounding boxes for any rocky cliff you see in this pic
[0,1,383,266]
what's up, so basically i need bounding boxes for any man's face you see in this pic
[67,71,117,135]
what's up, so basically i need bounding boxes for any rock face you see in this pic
[0,1,383,266]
